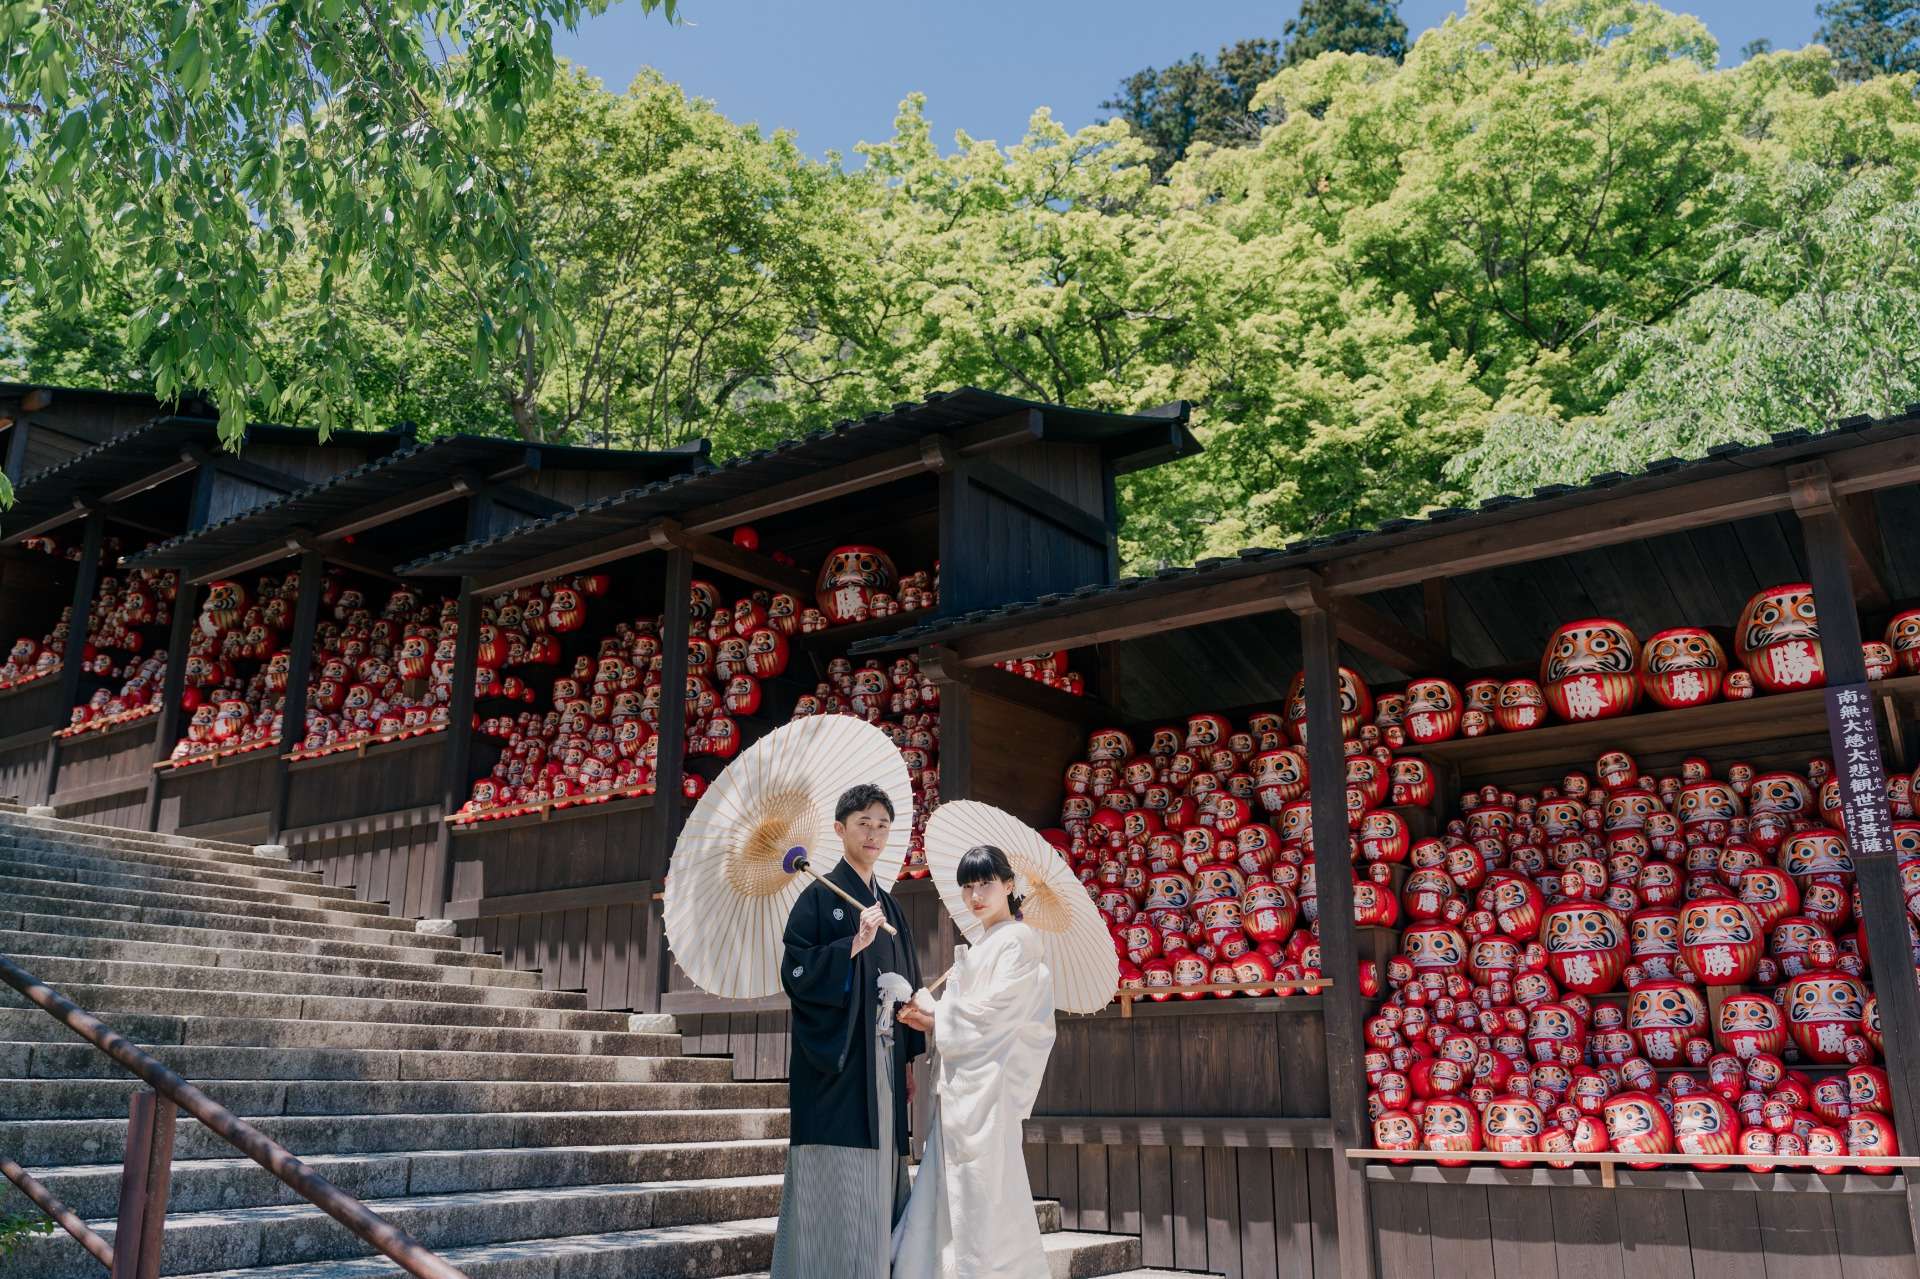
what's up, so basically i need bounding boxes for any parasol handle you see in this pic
[927,965,953,993]
[782,847,899,936]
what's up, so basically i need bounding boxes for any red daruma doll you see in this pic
[1483,1095,1546,1168]
[1679,897,1763,984]
[1541,619,1641,722]
[1603,1091,1674,1170]
[1420,1098,1480,1167]
[1787,974,1868,1064]
[1540,902,1629,994]
[1736,583,1825,692]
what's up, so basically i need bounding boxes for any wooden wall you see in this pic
[450,799,665,1008]
[941,442,1114,616]
[964,685,1088,827]
[284,736,445,830]
[0,681,65,807]
[1368,1177,1918,1279]
[49,719,157,828]
[286,807,444,921]
[152,753,277,842]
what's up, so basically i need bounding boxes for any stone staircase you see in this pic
[0,809,1194,1279]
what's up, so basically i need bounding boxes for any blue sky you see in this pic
[556,0,1823,159]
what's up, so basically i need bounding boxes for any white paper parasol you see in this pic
[924,800,1119,1014]
[664,715,913,1000]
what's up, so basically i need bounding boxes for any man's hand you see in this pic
[850,903,885,957]
[906,1065,917,1108]
[897,1003,933,1033]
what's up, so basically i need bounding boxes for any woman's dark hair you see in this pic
[834,783,895,824]
[955,844,1024,919]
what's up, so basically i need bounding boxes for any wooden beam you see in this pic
[1800,496,1920,1248]
[681,440,948,534]
[1328,591,1452,677]
[950,569,1317,667]
[483,484,572,521]
[470,527,656,594]
[0,503,87,547]
[1023,1116,1335,1149]
[1298,600,1377,1279]
[446,877,652,921]
[96,451,201,506]
[646,519,815,596]
[1789,460,1891,610]
[963,457,1109,547]
[313,472,475,540]
[207,454,303,494]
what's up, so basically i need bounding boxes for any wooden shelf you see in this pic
[1025,1114,1336,1150]
[447,786,657,834]
[1363,1162,1907,1194]
[1401,675,1920,780]
[283,727,446,769]
[1084,993,1327,1020]
[51,708,161,743]
[794,613,933,653]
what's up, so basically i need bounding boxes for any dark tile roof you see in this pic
[125,434,708,571]
[396,388,1196,580]
[2,416,412,541]
[849,405,1920,657]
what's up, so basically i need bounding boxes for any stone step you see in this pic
[0,871,419,934]
[162,1216,1146,1279]
[0,890,463,953]
[0,1041,731,1085]
[0,953,586,1011]
[0,929,539,991]
[3,1139,791,1220]
[0,1008,678,1058]
[0,855,391,918]
[0,1108,789,1166]
[0,833,340,892]
[0,907,503,972]
[15,1176,792,1279]
[0,1076,786,1121]
[0,812,254,857]
[0,982,629,1033]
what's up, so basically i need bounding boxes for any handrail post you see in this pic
[110,1091,176,1279]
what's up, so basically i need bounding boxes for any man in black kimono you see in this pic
[770,782,927,1278]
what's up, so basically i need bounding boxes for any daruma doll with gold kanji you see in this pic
[1284,666,1373,742]
[1736,583,1826,692]
[1640,627,1727,709]
[1787,974,1868,1064]
[1679,897,1763,984]
[1540,901,1629,993]
[1541,619,1640,722]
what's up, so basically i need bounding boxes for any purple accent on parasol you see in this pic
[782,846,810,875]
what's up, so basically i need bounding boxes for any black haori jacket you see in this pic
[780,859,924,1154]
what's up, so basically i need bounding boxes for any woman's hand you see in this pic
[897,1003,933,1033]
[849,903,885,957]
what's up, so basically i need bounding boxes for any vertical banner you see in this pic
[1825,683,1893,862]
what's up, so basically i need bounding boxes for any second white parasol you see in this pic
[923,800,1119,1014]
[664,715,914,1001]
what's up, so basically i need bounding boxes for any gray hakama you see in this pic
[770,1010,910,1278]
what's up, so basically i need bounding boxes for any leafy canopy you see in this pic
[0,0,677,472]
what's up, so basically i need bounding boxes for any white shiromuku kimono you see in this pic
[892,918,1057,1279]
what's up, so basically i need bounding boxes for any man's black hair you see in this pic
[834,783,895,824]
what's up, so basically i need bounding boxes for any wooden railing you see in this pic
[0,952,469,1279]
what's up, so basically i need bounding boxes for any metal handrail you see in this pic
[0,951,469,1279]
[1,1155,113,1267]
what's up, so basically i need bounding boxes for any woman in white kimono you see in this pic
[892,844,1057,1279]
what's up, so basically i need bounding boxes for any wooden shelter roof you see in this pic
[0,416,413,547]
[393,389,1197,583]
[854,407,1920,718]
[123,434,710,577]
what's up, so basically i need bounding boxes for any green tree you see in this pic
[1448,166,1920,499]
[1814,0,1920,78]
[1282,0,1409,66]
[1102,39,1282,177]
[0,0,680,487]
[3,66,858,451]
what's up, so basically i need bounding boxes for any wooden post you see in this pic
[427,574,482,919]
[43,512,106,804]
[637,548,692,1014]
[1797,478,1920,1249]
[268,551,325,839]
[111,1089,177,1279]
[916,646,973,805]
[143,471,216,830]
[1296,603,1375,1279]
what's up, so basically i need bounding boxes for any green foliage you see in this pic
[1815,0,1920,79]
[1449,165,1920,498]
[1282,0,1409,66]
[0,1213,55,1259]
[0,0,676,450]
[1101,39,1282,177]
